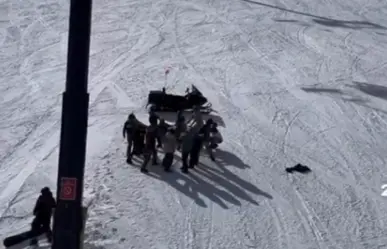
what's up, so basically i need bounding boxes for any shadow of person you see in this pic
[214,149,251,169]
[147,164,240,209]
[241,0,386,30]
[198,156,273,201]
[350,82,387,101]
[194,166,259,205]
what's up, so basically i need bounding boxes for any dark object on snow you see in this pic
[4,187,56,247]
[3,228,46,247]
[123,113,143,163]
[146,85,212,113]
[30,187,56,245]
[286,164,311,174]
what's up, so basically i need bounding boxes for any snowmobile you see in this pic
[146,85,213,113]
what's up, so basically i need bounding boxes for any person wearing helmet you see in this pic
[123,113,140,164]
[30,187,56,245]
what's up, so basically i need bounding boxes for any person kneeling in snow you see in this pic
[30,187,56,246]
[162,127,177,172]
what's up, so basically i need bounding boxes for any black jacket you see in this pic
[33,192,56,219]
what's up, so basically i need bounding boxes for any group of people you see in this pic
[122,107,223,173]
[18,109,222,246]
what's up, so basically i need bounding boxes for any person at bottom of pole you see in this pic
[140,116,159,173]
[30,187,56,246]
[161,127,177,172]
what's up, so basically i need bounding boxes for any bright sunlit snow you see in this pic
[1,0,387,248]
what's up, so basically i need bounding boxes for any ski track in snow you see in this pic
[1,0,387,248]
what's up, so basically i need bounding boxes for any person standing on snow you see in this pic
[141,116,159,173]
[207,122,222,161]
[30,187,56,245]
[161,127,177,172]
[123,113,139,164]
[209,122,223,147]
[180,127,196,173]
[199,119,217,161]
[175,112,187,150]
[189,130,205,169]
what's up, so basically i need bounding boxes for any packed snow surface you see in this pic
[1,0,387,248]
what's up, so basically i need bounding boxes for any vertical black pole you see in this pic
[52,0,92,248]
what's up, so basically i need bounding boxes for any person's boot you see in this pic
[141,167,148,173]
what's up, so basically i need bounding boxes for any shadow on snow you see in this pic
[241,0,386,30]
[300,82,387,114]
[146,148,272,209]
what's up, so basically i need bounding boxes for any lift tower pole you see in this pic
[52,0,92,248]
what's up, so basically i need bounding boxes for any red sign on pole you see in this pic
[60,177,77,200]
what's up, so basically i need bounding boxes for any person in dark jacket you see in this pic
[30,187,56,245]
[141,117,159,173]
[188,119,214,168]
[157,118,170,148]
[161,127,177,172]
[175,112,187,150]
[123,113,138,164]
[180,128,196,173]
[189,132,204,169]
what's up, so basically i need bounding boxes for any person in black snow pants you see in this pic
[30,187,56,246]
[148,110,163,148]
[189,131,204,169]
[141,116,159,173]
[180,128,196,173]
[175,112,187,151]
[201,119,216,161]
[188,119,214,168]
[123,113,138,164]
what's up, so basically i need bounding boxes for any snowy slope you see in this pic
[1,0,387,248]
